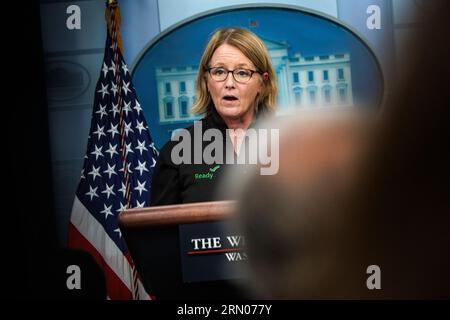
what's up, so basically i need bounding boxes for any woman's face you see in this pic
[206,43,263,122]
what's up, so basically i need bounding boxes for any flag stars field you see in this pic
[110,82,119,97]
[109,60,117,76]
[123,101,132,117]
[118,182,127,197]
[85,185,99,200]
[125,142,134,156]
[110,102,120,118]
[134,180,147,196]
[96,104,108,119]
[116,202,127,213]
[93,124,106,140]
[119,162,133,175]
[91,145,104,160]
[102,183,116,199]
[135,160,149,176]
[134,100,142,114]
[102,62,109,78]
[136,140,148,155]
[97,82,109,98]
[88,165,101,181]
[122,80,131,96]
[101,204,114,220]
[108,123,119,138]
[105,143,119,158]
[136,200,146,208]
[136,120,146,134]
[121,62,129,75]
[124,121,134,136]
[103,163,118,178]
[113,228,122,238]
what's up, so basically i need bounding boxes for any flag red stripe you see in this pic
[187,248,242,255]
[69,223,132,300]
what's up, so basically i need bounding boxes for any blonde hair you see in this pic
[191,28,278,116]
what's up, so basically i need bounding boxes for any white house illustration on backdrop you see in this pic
[155,38,353,123]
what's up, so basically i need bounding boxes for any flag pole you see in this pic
[105,0,140,300]
[105,0,124,56]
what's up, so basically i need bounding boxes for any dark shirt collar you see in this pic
[205,104,270,131]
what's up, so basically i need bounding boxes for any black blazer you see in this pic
[150,107,267,206]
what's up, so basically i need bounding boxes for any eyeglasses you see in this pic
[207,67,261,84]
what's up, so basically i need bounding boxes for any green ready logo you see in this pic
[194,165,221,180]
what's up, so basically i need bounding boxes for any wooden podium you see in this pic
[118,201,248,300]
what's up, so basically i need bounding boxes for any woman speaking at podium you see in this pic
[150,27,278,206]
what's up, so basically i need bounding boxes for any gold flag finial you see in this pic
[105,0,123,55]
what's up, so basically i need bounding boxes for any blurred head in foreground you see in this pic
[227,0,450,299]
[226,111,373,299]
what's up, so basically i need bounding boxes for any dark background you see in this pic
[6,0,55,298]
[5,0,105,300]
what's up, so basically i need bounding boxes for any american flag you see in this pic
[68,2,157,300]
